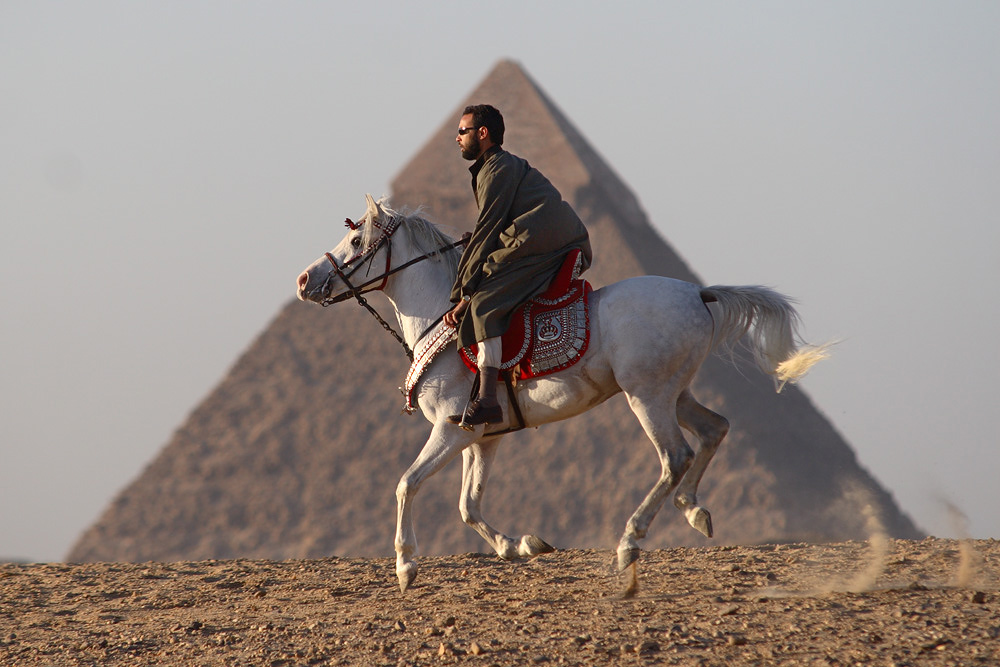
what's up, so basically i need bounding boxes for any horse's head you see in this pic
[296,194,401,306]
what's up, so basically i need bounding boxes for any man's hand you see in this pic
[444,299,469,327]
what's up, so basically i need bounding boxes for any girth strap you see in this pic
[502,371,527,433]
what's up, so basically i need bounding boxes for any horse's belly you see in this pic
[514,360,620,426]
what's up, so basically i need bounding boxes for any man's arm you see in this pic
[451,154,528,309]
[450,153,523,302]
[472,154,523,251]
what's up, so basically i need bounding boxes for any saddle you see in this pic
[459,248,592,380]
[401,249,592,414]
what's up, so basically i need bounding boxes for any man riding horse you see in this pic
[443,104,593,426]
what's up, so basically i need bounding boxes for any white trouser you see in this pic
[476,337,502,370]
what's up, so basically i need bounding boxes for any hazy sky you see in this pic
[2,2,998,562]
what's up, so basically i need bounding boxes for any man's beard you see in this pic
[461,135,481,161]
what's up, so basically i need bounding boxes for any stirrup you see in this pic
[447,398,504,429]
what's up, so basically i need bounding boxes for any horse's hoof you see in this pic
[617,544,640,572]
[621,562,640,599]
[685,506,714,538]
[519,535,555,558]
[397,562,418,593]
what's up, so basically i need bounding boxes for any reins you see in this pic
[320,216,466,362]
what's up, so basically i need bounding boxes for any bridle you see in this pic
[319,214,401,306]
[315,215,466,361]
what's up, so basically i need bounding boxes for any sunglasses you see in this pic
[457,127,479,136]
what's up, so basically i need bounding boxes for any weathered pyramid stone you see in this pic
[68,61,920,563]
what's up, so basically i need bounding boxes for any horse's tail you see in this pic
[700,285,832,392]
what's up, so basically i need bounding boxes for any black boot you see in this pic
[448,367,503,426]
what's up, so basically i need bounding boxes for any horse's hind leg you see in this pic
[617,389,694,571]
[459,439,554,560]
[674,389,729,538]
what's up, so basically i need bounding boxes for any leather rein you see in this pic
[319,216,466,362]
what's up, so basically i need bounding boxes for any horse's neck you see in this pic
[382,249,456,348]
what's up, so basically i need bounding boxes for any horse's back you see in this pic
[592,275,712,337]
[590,275,715,381]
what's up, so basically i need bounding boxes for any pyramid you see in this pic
[69,61,920,563]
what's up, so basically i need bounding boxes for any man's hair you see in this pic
[463,104,505,145]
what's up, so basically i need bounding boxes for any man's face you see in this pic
[456,113,482,161]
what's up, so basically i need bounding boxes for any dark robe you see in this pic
[451,146,592,349]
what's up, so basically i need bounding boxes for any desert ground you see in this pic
[1,538,997,666]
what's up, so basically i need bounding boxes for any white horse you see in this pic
[296,195,827,592]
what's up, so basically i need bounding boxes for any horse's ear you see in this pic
[365,193,381,223]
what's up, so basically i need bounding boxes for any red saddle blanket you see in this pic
[401,250,592,414]
[460,249,592,381]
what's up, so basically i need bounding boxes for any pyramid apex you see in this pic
[487,58,526,73]
[463,58,542,109]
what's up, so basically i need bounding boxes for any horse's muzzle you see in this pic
[295,270,315,302]
[297,268,355,306]
[296,269,331,304]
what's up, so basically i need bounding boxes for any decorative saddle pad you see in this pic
[459,247,591,378]
[458,280,591,380]
[401,249,592,413]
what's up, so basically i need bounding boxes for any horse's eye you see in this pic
[351,236,362,248]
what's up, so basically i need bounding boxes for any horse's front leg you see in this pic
[395,422,474,592]
[459,439,554,560]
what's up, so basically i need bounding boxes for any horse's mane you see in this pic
[369,198,461,278]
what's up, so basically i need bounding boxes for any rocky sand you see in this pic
[2,538,997,666]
